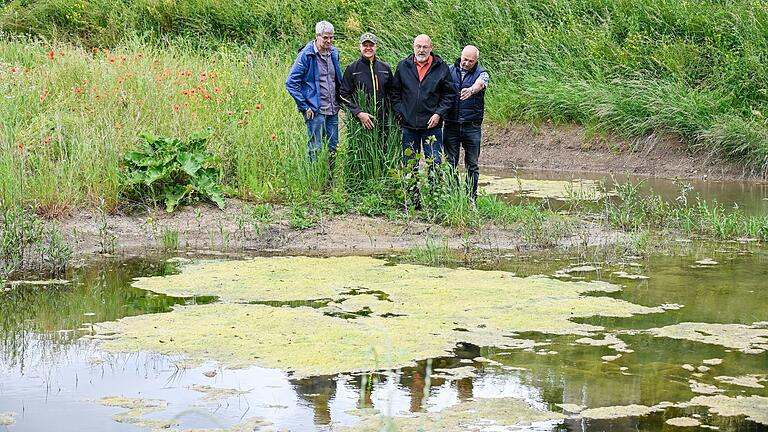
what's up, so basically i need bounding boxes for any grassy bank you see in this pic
[2,0,768,174]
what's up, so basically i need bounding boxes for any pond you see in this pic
[1,243,766,431]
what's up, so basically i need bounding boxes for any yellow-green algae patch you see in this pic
[683,395,768,425]
[580,404,663,420]
[97,257,667,376]
[337,397,566,432]
[666,417,701,427]
[100,396,174,430]
[479,175,607,200]
[0,411,16,426]
[191,385,250,401]
[646,322,768,354]
[714,375,766,389]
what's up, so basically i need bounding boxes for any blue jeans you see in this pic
[444,121,481,199]
[402,127,443,165]
[305,113,339,161]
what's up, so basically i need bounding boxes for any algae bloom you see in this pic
[94,256,668,377]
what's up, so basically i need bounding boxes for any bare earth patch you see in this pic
[483,122,765,181]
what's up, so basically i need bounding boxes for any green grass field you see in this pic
[1,0,768,212]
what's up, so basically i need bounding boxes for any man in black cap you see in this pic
[340,32,393,135]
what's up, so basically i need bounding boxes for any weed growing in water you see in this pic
[0,205,71,278]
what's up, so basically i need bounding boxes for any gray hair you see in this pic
[315,20,334,35]
[463,45,480,58]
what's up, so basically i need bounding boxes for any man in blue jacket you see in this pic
[286,21,344,168]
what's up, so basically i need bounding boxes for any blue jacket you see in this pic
[285,41,343,113]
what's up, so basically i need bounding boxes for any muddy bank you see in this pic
[483,122,768,181]
[56,198,624,257]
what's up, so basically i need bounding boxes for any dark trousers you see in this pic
[402,127,443,165]
[444,121,481,200]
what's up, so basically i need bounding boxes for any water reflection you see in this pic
[0,251,767,431]
[484,167,768,215]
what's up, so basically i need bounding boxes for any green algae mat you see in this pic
[95,256,668,377]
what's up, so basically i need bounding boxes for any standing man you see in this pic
[285,20,343,170]
[391,34,456,166]
[445,45,489,203]
[340,32,393,135]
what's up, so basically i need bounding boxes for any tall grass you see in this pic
[0,37,330,210]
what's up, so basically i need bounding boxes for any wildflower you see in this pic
[238,120,245,125]
[39,95,46,101]
[10,67,17,73]
[182,90,189,96]
[173,105,180,111]
[82,81,89,86]
[75,87,85,94]
[49,51,55,60]
[108,57,116,63]
[16,142,23,150]
[213,87,221,94]
[183,101,189,107]
[136,53,143,58]
[271,133,277,141]
[227,111,233,116]
[42,137,52,144]
[102,49,109,55]
[92,47,99,53]
[121,57,126,62]
[23,69,29,75]
[243,110,249,115]
[115,123,122,129]
[42,89,49,95]
[255,103,262,110]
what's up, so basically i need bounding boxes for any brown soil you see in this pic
[57,198,624,258]
[483,122,766,181]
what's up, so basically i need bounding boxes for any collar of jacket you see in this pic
[407,53,443,68]
[307,41,336,57]
[359,55,377,65]
[453,57,479,75]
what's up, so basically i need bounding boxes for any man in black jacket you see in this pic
[340,32,393,130]
[391,34,456,166]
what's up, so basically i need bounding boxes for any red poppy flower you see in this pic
[16,142,23,150]
[115,123,122,129]
[243,110,249,115]
[238,120,245,125]
[23,69,29,75]
[227,111,233,116]
[255,103,262,110]
[42,89,49,95]
[271,133,277,141]
[108,57,115,63]
[92,47,99,53]
[183,101,189,107]
[213,87,220,94]
[10,67,17,73]
[82,81,89,86]
[49,51,55,60]
[173,105,180,111]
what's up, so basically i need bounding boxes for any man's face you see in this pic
[460,51,478,71]
[316,32,334,51]
[360,41,376,60]
[413,38,432,63]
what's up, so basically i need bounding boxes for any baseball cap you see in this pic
[359,32,378,44]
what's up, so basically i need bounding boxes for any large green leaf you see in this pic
[164,185,189,212]
[177,151,202,176]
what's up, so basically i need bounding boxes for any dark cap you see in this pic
[359,32,378,44]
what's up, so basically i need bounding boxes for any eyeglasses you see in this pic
[414,44,431,50]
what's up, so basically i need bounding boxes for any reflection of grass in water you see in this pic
[0,258,206,370]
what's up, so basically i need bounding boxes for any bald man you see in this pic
[391,34,456,208]
[444,45,489,203]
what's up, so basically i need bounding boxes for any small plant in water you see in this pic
[96,199,117,254]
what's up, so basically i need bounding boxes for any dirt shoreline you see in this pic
[58,199,624,259]
[483,122,767,182]
[51,122,766,259]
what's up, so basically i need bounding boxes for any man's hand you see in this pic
[305,108,315,120]
[357,112,375,129]
[460,87,474,101]
[427,113,441,129]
